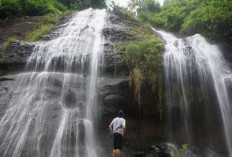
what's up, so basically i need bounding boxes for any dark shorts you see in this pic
[113,133,123,150]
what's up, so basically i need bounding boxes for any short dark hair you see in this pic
[118,110,124,118]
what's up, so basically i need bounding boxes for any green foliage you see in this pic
[0,0,106,19]
[121,35,164,118]
[113,9,165,118]
[0,0,68,18]
[135,0,232,45]
[0,0,21,18]
[25,24,52,41]
[138,0,161,13]
[152,145,161,156]
[25,13,65,41]
[124,44,141,68]
[168,144,199,157]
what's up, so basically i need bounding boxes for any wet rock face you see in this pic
[0,75,16,119]
[103,11,133,43]
[102,11,134,74]
[0,41,35,65]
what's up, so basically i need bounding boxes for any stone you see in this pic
[0,41,35,65]
[0,75,17,119]
[102,11,134,74]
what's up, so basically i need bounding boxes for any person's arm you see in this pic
[122,119,126,137]
[122,125,126,137]
[109,121,113,135]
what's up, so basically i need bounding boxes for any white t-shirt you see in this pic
[111,117,126,135]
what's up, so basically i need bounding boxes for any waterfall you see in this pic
[157,30,232,156]
[0,8,106,157]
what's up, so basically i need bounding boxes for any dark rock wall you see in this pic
[0,42,34,65]
[99,11,167,156]
[102,11,131,75]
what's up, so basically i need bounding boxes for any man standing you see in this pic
[109,110,126,157]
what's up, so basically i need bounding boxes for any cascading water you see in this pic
[157,30,232,156]
[0,8,106,157]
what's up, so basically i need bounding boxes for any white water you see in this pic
[106,0,165,9]
[0,9,106,157]
[157,30,232,156]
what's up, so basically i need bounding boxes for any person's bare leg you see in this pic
[113,149,116,157]
[115,149,121,157]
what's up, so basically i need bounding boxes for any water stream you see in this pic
[0,8,106,157]
[156,30,232,156]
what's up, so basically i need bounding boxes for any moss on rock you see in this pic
[112,11,165,118]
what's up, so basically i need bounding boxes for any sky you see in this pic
[106,0,165,8]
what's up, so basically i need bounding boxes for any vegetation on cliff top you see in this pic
[0,0,105,52]
[0,12,69,55]
[0,0,106,19]
[134,0,232,46]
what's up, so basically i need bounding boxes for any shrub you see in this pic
[135,0,232,45]
[0,0,21,18]
[121,36,164,118]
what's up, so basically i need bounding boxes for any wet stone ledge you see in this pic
[0,41,35,65]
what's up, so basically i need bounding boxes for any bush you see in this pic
[0,0,21,18]
[24,0,48,16]
[124,44,141,68]
[135,0,232,45]
[0,0,69,19]
[0,0,106,19]
[121,36,164,118]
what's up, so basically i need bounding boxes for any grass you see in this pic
[25,12,69,41]
[2,36,17,53]
[0,11,72,56]
[25,24,53,41]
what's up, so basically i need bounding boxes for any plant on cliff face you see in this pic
[130,68,142,118]
[25,13,68,41]
[121,36,164,119]
[168,144,199,157]
[2,37,17,53]
[25,24,53,41]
